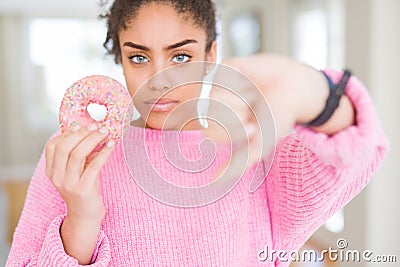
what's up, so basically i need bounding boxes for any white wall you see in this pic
[367,0,400,264]
[0,0,99,18]
[216,0,290,58]
[338,1,371,265]
[329,0,400,265]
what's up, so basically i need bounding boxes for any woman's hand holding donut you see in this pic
[45,123,115,265]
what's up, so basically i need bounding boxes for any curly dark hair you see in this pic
[101,0,217,64]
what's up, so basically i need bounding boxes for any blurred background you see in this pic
[0,0,398,266]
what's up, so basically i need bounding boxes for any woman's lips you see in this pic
[144,98,179,112]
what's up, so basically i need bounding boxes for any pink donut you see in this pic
[59,75,132,147]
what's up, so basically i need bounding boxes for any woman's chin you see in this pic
[143,115,177,130]
[147,118,202,131]
[132,110,202,131]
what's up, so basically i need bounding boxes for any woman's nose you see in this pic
[148,63,172,92]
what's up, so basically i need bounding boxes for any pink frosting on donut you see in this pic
[59,75,132,147]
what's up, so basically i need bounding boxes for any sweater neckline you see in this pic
[124,126,206,143]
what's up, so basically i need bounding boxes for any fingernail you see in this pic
[99,127,108,135]
[87,124,98,131]
[71,125,81,132]
[106,140,115,148]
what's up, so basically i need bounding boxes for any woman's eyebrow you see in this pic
[123,42,150,51]
[165,39,198,50]
[123,39,198,52]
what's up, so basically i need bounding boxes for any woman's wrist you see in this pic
[61,215,102,264]
[292,67,331,125]
[63,213,103,229]
[293,68,355,134]
[236,54,331,127]
[310,94,355,135]
[303,70,352,128]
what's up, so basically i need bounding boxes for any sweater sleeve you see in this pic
[6,139,111,266]
[265,70,389,254]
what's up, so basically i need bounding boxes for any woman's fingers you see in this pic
[66,126,110,180]
[45,136,61,179]
[43,124,111,228]
[85,152,99,169]
[81,140,115,187]
[46,124,110,189]
[51,125,98,183]
[45,129,76,180]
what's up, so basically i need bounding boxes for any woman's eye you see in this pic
[130,55,149,64]
[172,54,191,63]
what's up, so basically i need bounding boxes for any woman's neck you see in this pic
[130,118,229,143]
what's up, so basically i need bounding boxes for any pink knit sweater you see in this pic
[7,71,389,266]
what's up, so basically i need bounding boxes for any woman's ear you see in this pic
[205,41,217,63]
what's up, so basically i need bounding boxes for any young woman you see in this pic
[7,0,388,266]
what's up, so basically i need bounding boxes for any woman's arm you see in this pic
[222,53,355,138]
[43,125,114,265]
[221,54,389,255]
[6,134,111,266]
[266,70,389,255]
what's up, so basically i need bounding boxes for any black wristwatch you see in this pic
[304,70,352,127]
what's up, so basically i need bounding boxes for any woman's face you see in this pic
[119,2,217,130]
